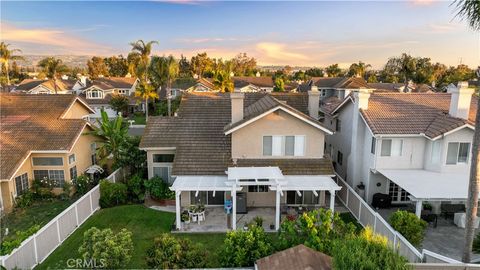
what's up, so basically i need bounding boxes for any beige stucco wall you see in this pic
[146,149,175,179]
[231,110,326,159]
[62,100,91,119]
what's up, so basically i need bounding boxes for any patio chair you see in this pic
[441,204,466,220]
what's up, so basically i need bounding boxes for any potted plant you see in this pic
[181,212,190,224]
[144,177,176,205]
[253,216,263,227]
[270,224,275,230]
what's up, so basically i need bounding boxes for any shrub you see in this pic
[389,210,427,246]
[99,180,128,208]
[219,225,273,267]
[144,177,174,200]
[60,182,73,200]
[472,232,480,253]
[78,227,133,269]
[0,224,40,255]
[331,227,409,270]
[73,175,93,195]
[31,179,55,200]
[15,191,34,208]
[126,174,145,202]
[145,233,208,269]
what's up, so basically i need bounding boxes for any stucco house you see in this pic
[140,88,341,230]
[322,82,476,216]
[14,78,85,94]
[0,94,101,213]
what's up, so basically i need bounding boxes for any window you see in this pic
[248,185,269,192]
[91,143,97,165]
[189,191,225,205]
[68,154,76,164]
[446,142,471,165]
[380,139,403,157]
[90,142,97,152]
[431,140,441,164]
[389,182,410,203]
[286,191,319,205]
[153,166,172,184]
[87,89,104,99]
[337,151,343,166]
[153,154,175,163]
[371,137,376,154]
[117,89,129,95]
[15,173,28,196]
[70,166,77,180]
[33,170,65,187]
[32,157,63,166]
[336,119,341,132]
[263,135,305,157]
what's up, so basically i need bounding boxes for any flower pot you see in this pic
[270,224,275,230]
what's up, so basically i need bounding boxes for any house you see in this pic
[299,77,371,101]
[255,244,332,270]
[159,77,217,99]
[140,89,341,230]
[0,94,101,213]
[232,76,298,92]
[322,82,476,216]
[367,82,435,93]
[79,77,142,118]
[14,77,85,94]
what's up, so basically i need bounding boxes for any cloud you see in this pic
[177,37,242,43]
[409,0,437,6]
[255,42,308,63]
[1,21,114,55]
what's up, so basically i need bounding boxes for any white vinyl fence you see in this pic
[0,168,125,270]
[334,173,460,264]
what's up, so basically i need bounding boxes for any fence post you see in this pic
[89,192,93,212]
[75,204,79,226]
[33,235,38,264]
[56,220,61,243]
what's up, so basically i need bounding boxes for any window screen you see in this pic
[15,173,28,196]
[263,136,272,156]
[32,157,63,166]
[381,140,392,156]
[458,143,470,163]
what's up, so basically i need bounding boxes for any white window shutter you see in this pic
[294,136,305,156]
[272,136,283,156]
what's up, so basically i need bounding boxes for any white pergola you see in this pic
[378,169,470,217]
[170,167,341,230]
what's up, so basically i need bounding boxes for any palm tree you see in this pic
[88,109,129,168]
[149,55,179,116]
[455,0,480,261]
[0,42,24,85]
[129,40,158,82]
[37,57,68,94]
[213,70,233,93]
[135,82,158,122]
[349,61,371,79]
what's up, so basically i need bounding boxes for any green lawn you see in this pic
[1,199,75,242]
[35,205,226,269]
[130,114,146,125]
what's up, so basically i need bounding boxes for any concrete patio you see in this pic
[377,205,480,262]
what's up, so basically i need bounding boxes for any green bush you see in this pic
[78,227,133,269]
[472,232,480,253]
[15,191,34,208]
[144,176,174,200]
[31,179,55,200]
[389,210,427,246]
[60,182,73,200]
[145,233,208,269]
[331,227,409,270]
[0,224,40,255]
[126,174,145,202]
[99,180,128,208]
[219,225,273,267]
[73,175,93,195]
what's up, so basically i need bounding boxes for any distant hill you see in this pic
[16,55,92,68]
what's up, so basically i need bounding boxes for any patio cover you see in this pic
[270,176,341,191]
[378,169,470,200]
[170,176,242,192]
[227,167,284,180]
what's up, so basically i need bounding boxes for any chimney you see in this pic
[308,85,320,119]
[355,88,373,110]
[79,75,87,87]
[230,91,244,123]
[448,81,474,119]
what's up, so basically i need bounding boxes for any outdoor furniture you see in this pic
[421,211,438,228]
[188,205,206,224]
[441,204,466,219]
[372,193,392,209]
[454,213,480,229]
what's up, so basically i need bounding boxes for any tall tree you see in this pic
[129,40,158,82]
[212,70,233,93]
[0,42,24,85]
[87,56,109,79]
[37,57,68,94]
[454,0,480,263]
[348,61,371,78]
[109,94,129,116]
[232,53,257,76]
[191,52,214,78]
[104,55,129,77]
[325,64,342,77]
[178,54,191,77]
[149,55,180,116]
[135,82,158,122]
[384,53,417,92]
[305,67,324,77]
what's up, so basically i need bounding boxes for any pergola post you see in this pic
[275,189,281,230]
[415,200,423,218]
[329,190,335,218]
[232,186,237,230]
[175,190,181,230]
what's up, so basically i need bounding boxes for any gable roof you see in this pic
[255,244,332,270]
[368,82,434,93]
[360,93,476,139]
[85,77,137,91]
[233,76,274,88]
[16,79,78,92]
[140,92,333,176]
[0,94,92,180]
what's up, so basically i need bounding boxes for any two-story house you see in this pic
[0,94,101,213]
[140,89,340,230]
[323,82,476,216]
[14,78,85,94]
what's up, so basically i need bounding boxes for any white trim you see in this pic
[358,112,375,137]
[140,147,177,151]
[225,106,333,135]
[60,97,96,119]
[330,95,354,115]
[430,124,475,141]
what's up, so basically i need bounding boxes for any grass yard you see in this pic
[1,199,75,242]
[130,114,146,125]
[35,205,226,269]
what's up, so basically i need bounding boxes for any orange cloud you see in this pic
[255,42,308,63]
[1,21,113,55]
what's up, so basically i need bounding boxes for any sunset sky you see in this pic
[1,0,479,69]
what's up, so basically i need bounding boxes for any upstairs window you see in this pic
[153,154,175,163]
[86,89,104,99]
[337,151,343,166]
[446,142,470,165]
[15,173,29,196]
[32,157,63,166]
[335,119,341,132]
[380,139,403,157]
[371,137,376,154]
[68,154,76,164]
[263,135,305,157]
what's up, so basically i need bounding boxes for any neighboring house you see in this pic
[14,78,85,94]
[299,77,371,101]
[322,82,476,216]
[367,82,435,93]
[0,94,100,213]
[140,89,341,230]
[79,77,142,118]
[232,76,298,92]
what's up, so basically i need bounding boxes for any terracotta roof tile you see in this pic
[256,244,332,270]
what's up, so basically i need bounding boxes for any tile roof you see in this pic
[0,94,90,180]
[86,77,137,90]
[255,244,332,270]
[360,93,477,138]
[320,96,344,114]
[233,76,274,88]
[140,92,333,176]
[368,82,434,93]
[16,79,78,92]
[235,159,334,175]
[299,77,368,92]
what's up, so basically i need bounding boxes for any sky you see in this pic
[1,0,479,69]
